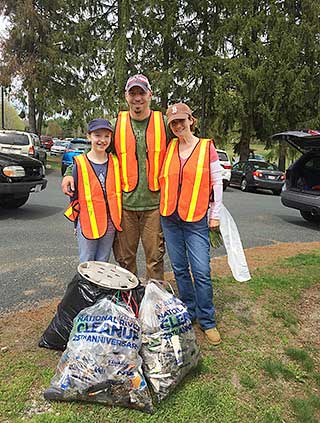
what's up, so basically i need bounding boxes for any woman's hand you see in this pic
[209,218,220,231]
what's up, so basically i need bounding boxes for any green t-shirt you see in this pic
[65,113,169,211]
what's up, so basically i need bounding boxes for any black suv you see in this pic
[0,152,47,209]
[272,131,320,223]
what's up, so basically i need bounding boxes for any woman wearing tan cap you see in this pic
[159,103,223,345]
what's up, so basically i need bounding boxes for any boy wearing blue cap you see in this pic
[64,119,122,263]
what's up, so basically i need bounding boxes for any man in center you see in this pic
[62,74,168,279]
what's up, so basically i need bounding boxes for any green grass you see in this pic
[47,155,62,171]
[1,250,320,423]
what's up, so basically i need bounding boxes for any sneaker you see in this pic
[204,328,221,345]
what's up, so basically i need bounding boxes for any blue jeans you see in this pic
[161,212,216,330]
[76,221,115,263]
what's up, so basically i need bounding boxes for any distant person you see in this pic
[64,118,122,263]
[62,75,168,278]
[159,103,223,345]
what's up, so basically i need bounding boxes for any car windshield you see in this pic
[0,133,29,145]
[69,143,88,151]
[218,151,229,161]
[54,141,67,146]
[252,161,279,170]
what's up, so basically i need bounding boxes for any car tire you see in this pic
[300,211,320,223]
[223,180,229,191]
[240,178,249,192]
[0,194,29,209]
[272,190,281,196]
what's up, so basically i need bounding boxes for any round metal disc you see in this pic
[77,261,139,290]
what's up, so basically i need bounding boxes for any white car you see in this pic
[0,129,47,165]
[50,140,69,155]
[216,149,232,191]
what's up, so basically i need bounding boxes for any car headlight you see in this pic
[3,165,25,177]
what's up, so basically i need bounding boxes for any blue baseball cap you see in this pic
[87,118,113,133]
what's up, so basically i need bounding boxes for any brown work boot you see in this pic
[204,328,221,345]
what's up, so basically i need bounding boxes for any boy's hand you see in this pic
[61,176,75,196]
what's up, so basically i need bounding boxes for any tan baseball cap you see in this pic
[166,103,193,124]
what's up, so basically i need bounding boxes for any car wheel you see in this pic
[0,194,29,209]
[240,178,249,192]
[223,180,229,191]
[300,211,320,223]
[272,190,281,196]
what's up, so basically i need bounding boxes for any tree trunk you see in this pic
[200,78,206,136]
[115,0,129,107]
[28,88,37,133]
[239,119,251,161]
[278,140,286,171]
[37,110,44,135]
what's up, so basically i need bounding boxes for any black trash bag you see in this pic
[39,273,145,351]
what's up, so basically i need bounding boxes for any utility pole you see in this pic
[1,87,4,129]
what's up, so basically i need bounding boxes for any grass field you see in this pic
[0,246,319,423]
[46,154,62,172]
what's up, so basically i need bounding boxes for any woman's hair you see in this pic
[190,116,197,132]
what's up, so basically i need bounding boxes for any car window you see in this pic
[233,162,245,171]
[32,134,41,147]
[252,161,278,170]
[0,133,29,145]
[305,158,320,170]
[218,151,229,161]
[245,163,253,171]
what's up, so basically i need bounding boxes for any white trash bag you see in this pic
[139,282,199,402]
[220,204,251,282]
[44,297,153,413]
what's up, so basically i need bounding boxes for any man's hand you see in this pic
[209,218,220,231]
[61,176,75,197]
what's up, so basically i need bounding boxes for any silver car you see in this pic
[51,140,69,156]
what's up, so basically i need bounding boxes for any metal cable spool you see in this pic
[77,261,139,290]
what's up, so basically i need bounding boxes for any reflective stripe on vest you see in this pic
[114,110,167,192]
[106,154,122,231]
[64,199,80,222]
[64,154,122,240]
[159,138,211,222]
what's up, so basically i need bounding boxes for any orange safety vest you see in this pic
[64,153,122,239]
[159,138,211,222]
[114,110,167,192]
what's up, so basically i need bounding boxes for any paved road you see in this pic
[0,169,319,313]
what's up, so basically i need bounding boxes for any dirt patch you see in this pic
[296,285,320,349]
[209,240,320,278]
[0,242,319,354]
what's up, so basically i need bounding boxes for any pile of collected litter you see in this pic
[41,262,199,413]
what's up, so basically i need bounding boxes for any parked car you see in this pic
[216,149,232,190]
[0,152,47,208]
[61,138,90,175]
[50,140,69,156]
[0,130,47,166]
[271,130,320,223]
[232,152,265,164]
[230,159,285,194]
[40,135,54,150]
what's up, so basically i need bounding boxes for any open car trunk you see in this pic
[272,131,320,193]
